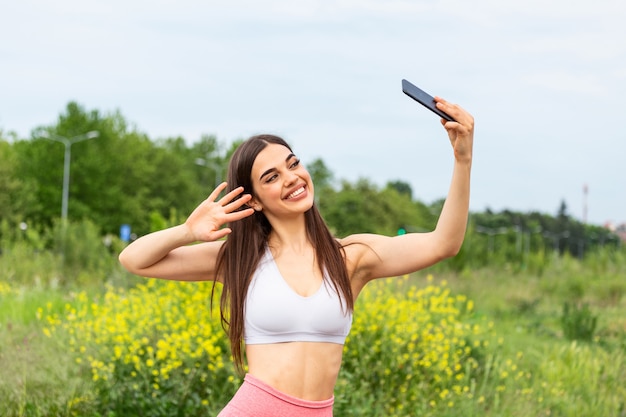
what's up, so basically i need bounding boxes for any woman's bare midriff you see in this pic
[245,341,344,401]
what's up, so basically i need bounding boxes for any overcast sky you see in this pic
[1,0,624,226]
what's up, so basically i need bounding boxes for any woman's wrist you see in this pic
[454,156,472,169]
[173,223,199,245]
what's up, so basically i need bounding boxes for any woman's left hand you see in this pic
[435,97,474,164]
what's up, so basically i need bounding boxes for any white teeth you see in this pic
[287,187,305,199]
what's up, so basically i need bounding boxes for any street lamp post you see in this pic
[42,130,100,222]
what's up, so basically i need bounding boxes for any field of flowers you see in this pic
[24,275,510,416]
[1,256,625,416]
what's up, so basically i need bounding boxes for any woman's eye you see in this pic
[290,159,301,169]
[265,174,278,183]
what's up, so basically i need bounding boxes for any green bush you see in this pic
[533,342,626,416]
[41,280,240,416]
[0,219,123,289]
[561,302,598,342]
[338,276,494,415]
[51,219,119,285]
[40,275,514,416]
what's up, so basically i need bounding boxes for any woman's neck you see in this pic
[267,217,310,256]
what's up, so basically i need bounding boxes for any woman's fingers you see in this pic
[214,185,254,215]
[434,97,474,131]
[218,185,248,206]
[223,194,253,213]
[208,184,255,222]
[207,181,229,202]
[225,207,255,223]
[432,97,474,163]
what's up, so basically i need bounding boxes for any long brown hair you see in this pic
[213,134,354,373]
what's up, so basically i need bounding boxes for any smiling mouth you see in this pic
[286,186,305,200]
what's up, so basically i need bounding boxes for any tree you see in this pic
[307,158,334,191]
[145,136,205,222]
[386,180,413,199]
[557,199,569,220]
[0,138,38,231]
[319,178,429,238]
[192,134,224,190]
[14,102,202,235]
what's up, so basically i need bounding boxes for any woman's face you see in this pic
[249,143,314,218]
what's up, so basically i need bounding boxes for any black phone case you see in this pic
[402,79,455,122]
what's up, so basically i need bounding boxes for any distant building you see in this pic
[606,222,626,243]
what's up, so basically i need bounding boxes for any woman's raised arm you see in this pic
[344,97,474,289]
[118,183,254,281]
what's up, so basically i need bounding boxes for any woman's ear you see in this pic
[248,198,263,212]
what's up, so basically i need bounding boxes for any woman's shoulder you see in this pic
[337,233,387,263]
[338,233,388,248]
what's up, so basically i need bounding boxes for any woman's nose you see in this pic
[283,170,298,186]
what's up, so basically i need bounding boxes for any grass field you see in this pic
[1,248,625,416]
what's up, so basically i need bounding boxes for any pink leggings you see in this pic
[217,374,334,417]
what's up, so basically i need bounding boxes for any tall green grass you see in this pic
[0,232,625,416]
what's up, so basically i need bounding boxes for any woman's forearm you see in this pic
[433,159,472,257]
[118,224,196,274]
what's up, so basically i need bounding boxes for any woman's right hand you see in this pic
[184,182,255,242]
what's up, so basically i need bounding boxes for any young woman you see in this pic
[118,96,474,416]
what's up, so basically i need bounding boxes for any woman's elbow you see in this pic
[118,250,140,274]
[438,239,464,259]
[444,246,462,259]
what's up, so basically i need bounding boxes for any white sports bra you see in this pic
[243,247,353,345]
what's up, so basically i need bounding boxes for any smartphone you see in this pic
[401,79,455,122]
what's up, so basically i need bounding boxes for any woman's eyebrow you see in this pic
[259,153,296,180]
